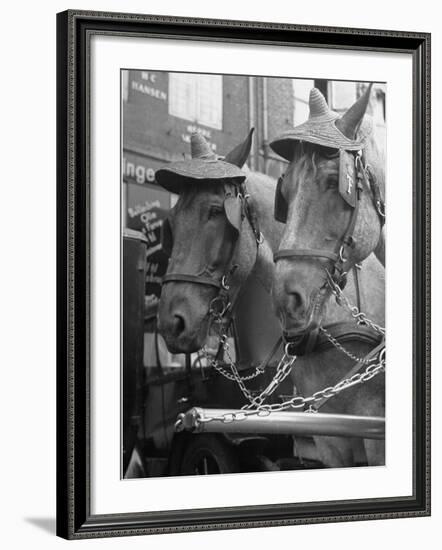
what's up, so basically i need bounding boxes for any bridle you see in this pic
[273,149,385,291]
[272,147,385,356]
[161,181,264,321]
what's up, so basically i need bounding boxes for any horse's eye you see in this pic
[208,205,223,219]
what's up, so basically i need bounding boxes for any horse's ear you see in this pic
[335,84,373,140]
[160,218,173,256]
[224,195,242,232]
[274,176,288,223]
[224,128,254,168]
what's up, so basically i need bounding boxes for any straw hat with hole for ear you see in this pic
[155,133,246,194]
[270,87,370,161]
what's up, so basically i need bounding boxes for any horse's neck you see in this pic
[233,173,284,365]
[252,239,275,292]
[360,116,385,267]
[242,172,284,292]
[374,228,385,266]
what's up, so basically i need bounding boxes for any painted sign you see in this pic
[123,155,157,185]
[126,200,169,300]
[128,70,168,105]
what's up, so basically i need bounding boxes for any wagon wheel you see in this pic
[180,434,239,475]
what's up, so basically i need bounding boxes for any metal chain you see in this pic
[326,270,385,336]
[192,264,386,426]
[196,348,385,425]
[240,352,297,409]
[203,332,296,405]
[319,326,380,365]
[201,332,267,383]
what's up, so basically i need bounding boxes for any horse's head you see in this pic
[270,86,385,342]
[156,131,257,353]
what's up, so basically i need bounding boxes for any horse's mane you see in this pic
[358,115,386,265]
[358,114,386,198]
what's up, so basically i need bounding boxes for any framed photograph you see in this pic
[56,10,430,539]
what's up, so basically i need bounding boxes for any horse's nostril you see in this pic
[172,314,186,336]
[288,291,304,313]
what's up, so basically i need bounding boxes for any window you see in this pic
[168,73,223,129]
[293,79,315,125]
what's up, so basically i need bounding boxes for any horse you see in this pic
[156,129,385,468]
[270,85,386,467]
[156,131,283,366]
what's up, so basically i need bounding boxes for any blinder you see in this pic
[160,191,246,258]
[224,194,243,232]
[339,150,357,207]
[161,183,262,321]
[274,175,288,223]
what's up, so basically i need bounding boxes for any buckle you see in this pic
[209,297,231,318]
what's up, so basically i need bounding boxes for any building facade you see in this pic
[122,70,386,299]
[122,71,385,220]
[122,69,299,225]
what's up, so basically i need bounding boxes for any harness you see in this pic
[274,149,385,291]
[161,181,264,324]
[165,162,386,426]
[272,149,385,355]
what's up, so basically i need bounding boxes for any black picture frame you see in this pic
[56,9,431,539]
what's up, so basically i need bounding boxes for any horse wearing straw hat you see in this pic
[156,131,283,366]
[156,125,385,468]
[270,85,385,466]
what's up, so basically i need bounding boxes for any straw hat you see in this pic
[270,88,367,161]
[155,133,246,193]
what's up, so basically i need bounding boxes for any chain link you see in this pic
[186,267,386,428]
[319,326,380,364]
[326,270,385,336]
[200,306,297,408]
[193,348,385,426]
[202,328,267,383]
[202,331,297,405]
[241,353,297,409]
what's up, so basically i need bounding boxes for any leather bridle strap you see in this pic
[162,183,262,311]
[274,249,338,263]
[162,273,222,289]
[273,151,364,289]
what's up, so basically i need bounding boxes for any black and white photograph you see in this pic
[122,70,387,479]
[53,9,430,540]
[1,1,439,547]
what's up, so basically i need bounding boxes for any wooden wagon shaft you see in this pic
[177,407,385,440]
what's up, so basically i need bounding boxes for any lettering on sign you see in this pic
[141,71,157,83]
[127,199,161,219]
[126,200,169,299]
[131,80,167,101]
[123,157,156,185]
